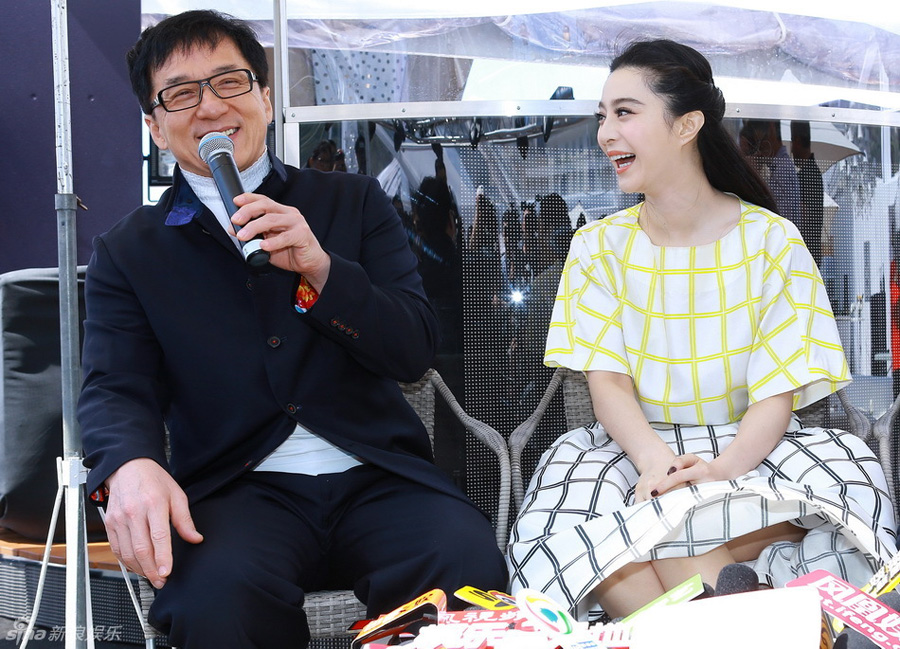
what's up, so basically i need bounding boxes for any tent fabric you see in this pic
[144,2,900,101]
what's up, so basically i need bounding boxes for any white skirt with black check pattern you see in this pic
[507,421,898,620]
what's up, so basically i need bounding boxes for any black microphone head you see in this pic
[198,132,234,164]
[834,627,877,648]
[878,588,900,611]
[714,563,759,597]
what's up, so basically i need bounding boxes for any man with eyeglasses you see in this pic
[78,10,507,648]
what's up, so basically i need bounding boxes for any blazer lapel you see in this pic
[195,208,246,263]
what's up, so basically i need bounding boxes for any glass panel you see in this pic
[288,116,899,512]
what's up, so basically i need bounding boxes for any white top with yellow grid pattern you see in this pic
[544,199,850,426]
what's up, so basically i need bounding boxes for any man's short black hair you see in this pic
[127,10,269,115]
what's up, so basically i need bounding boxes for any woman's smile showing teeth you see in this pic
[610,152,635,173]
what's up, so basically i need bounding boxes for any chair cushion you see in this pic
[0,267,104,540]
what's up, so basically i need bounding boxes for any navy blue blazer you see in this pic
[79,154,464,507]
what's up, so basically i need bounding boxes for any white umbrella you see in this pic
[781,120,862,173]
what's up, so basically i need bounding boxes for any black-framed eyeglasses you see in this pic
[150,69,259,113]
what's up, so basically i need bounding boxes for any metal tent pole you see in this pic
[272,0,288,161]
[50,1,92,648]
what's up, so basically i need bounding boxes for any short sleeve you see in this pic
[543,223,631,375]
[746,221,850,409]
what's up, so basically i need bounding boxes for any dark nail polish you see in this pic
[650,489,658,497]
[667,466,676,475]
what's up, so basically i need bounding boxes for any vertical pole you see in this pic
[880,60,891,184]
[49,1,91,647]
[272,0,289,161]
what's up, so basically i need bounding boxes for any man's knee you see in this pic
[436,523,509,603]
[357,510,508,615]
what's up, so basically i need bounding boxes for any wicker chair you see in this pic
[836,388,900,507]
[509,367,593,510]
[509,366,900,515]
[134,368,510,648]
[299,368,510,645]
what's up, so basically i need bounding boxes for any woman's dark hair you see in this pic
[127,10,269,115]
[610,40,776,212]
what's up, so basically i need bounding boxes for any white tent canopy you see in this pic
[144,0,900,31]
[142,0,900,117]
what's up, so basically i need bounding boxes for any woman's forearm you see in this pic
[586,370,674,473]
[711,390,794,479]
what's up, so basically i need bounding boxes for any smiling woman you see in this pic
[507,39,897,623]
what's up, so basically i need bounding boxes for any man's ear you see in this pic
[676,110,705,145]
[261,85,273,125]
[145,114,168,151]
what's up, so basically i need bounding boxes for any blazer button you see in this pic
[268,336,281,348]
[286,403,297,414]
[331,318,340,327]
[351,331,359,339]
[246,279,253,291]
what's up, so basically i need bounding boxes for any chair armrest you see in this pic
[138,576,167,644]
[871,391,900,507]
[837,387,897,511]
[508,367,565,511]
[836,388,873,443]
[428,370,511,550]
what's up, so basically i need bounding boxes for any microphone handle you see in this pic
[206,150,270,267]
[207,151,244,219]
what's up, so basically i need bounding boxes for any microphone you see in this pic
[197,132,269,268]
[714,563,759,597]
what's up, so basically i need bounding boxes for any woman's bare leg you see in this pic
[654,522,806,590]
[592,522,806,617]
[651,544,735,590]
[591,561,667,619]
[725,521,806,561]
